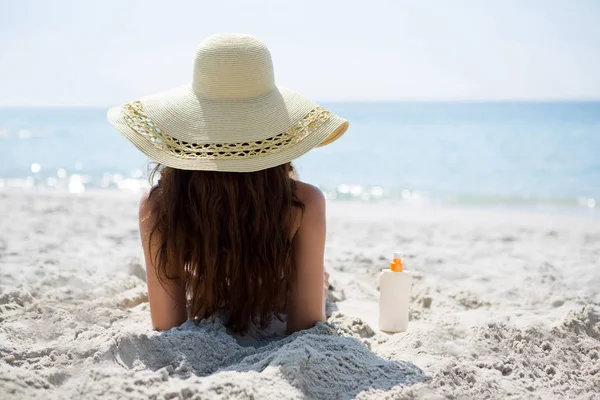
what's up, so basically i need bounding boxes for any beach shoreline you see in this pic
[1,190,599,399]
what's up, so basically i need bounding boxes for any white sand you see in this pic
[1,191,599,399]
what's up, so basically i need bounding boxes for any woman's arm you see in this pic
[139,192,187,331]
[286,182,327,334]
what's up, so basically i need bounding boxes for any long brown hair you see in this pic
[147,162,304,333]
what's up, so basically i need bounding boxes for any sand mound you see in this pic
[1,305,427,399]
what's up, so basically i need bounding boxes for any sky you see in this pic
[0,0,599,106]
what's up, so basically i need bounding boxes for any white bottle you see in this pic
[378,252,412,332]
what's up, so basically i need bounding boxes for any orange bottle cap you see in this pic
[390,257,403,272]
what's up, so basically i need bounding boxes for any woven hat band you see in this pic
[192,34,275,99]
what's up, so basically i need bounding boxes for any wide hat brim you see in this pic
[107,85,348,172]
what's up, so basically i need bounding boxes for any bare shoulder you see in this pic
[293,181,326,235]
[139,188,157,225]
[294,181,326,210]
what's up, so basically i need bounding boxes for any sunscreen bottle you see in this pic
[378,252,412,332]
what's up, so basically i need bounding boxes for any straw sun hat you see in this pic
[107,33,349,172]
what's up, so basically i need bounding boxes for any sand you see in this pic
[0,191,599,399]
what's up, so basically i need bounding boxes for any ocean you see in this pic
[1,102,598,213]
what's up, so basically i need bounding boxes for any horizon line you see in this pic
[1,98,600,109]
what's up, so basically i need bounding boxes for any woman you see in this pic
[108,34,349,334]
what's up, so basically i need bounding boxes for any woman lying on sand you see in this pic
[107,33,349,334]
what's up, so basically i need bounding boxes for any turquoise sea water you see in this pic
[0,102,598,211]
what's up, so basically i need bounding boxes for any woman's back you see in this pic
[139,166,327,334]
